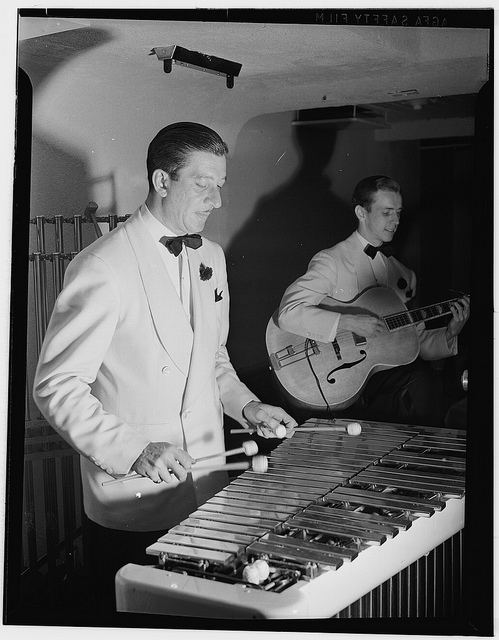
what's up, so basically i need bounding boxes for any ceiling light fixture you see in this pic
[387,89,420,98]
[150,45,242,89]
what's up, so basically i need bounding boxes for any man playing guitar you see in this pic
[276,175,470,426]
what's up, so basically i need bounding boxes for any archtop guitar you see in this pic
[266,286,462,413]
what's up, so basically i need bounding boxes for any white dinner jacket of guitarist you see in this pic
[33,208,259,532]
[278,231,457,361]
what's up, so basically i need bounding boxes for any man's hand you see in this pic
[243,401,297,439]
[446,295,470,343]
[131,442,194,484]
[337,313,386,338]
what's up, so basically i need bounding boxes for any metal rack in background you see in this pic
[23,202,128,606]
[28,203,130,354]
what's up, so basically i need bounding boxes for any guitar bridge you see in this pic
[270,340,320,371]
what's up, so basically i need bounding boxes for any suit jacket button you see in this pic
[162,366,171,375]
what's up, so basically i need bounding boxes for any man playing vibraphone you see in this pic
[33,122,297,614]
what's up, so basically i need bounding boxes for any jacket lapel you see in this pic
[345,232,374,294]
[182,246,217,410]
[124,210,192,376]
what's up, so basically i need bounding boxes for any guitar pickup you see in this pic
[270,341,320,371]
[332,339,342,361]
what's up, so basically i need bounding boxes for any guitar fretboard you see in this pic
[384,299,457,331]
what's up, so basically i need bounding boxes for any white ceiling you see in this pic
[18,15,490,126]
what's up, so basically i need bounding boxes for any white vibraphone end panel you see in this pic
[115,563,309,618]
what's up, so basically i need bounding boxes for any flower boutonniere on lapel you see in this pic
[199,263,213,281]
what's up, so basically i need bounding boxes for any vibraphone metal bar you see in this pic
[116,419,466,618]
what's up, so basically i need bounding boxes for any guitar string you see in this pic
[333,298,457,336]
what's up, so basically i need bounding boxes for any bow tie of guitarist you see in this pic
[274,175,470,427]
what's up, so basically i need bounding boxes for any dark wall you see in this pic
[225,120,424,376]
[226,123,354,376]
[224,116,479,421]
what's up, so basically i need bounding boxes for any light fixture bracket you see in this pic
[150,45,242,89]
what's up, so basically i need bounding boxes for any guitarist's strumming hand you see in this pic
[445,295,470,345]
[243,401,297,439]
[337,313,386,339]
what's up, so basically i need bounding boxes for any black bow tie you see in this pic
[160,234,202,257]
[364,243,394,259]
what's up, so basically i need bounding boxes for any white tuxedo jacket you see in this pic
[34,209,258,531]
[278,232,457,360]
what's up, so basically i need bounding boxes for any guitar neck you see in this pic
[384,298,459,331]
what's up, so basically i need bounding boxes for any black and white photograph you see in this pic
[2,4,494,638]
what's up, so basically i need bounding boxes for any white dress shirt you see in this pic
[140,205,193,324]
[355,231,388,286]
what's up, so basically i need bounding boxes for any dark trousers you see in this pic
[83,515,165,614]
[351,359,445,427]
[284,359,446,427]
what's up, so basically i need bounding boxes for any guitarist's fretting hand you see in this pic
[445,295,470,345]
[337,313,386,339]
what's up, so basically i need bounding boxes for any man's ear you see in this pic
[151,169,170,197]
[354,204,367,222]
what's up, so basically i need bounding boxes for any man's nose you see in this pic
[206,187,222,209]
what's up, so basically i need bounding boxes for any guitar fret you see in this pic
[410,301,453,324]
[386,300,456,330]
[385,312,411,330]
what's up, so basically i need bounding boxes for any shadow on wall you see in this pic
[24,101,103,421]
[19,27,113,89]
[30,134,94,225]
[226,123,356,372]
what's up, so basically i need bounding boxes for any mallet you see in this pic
[242,558,271,585]
[293,422,362,436]
[194,440,258,464]
[102,453,268,486]
[102,440,257,486]
[230,424,287,438]
[231,422,362,437]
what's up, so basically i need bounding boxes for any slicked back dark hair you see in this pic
[146,122,229,188]
[352,175,402,212]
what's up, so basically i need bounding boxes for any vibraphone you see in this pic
[115,418,466,619]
